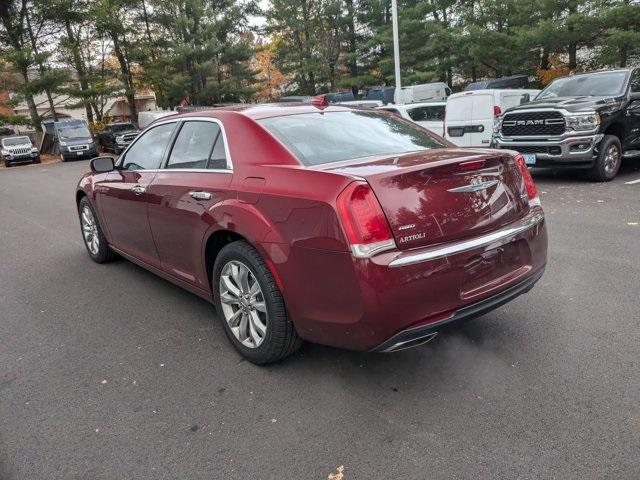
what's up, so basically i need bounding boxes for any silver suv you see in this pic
[1,136,40,167]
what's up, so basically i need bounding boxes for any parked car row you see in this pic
[335,68,640,181]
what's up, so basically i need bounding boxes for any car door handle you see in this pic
[189,191,212,200]
[131,185,146,195]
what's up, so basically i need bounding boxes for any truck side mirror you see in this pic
[520,93,531,104]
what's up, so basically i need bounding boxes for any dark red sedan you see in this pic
[76,103,547,363]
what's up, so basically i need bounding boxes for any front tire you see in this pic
[213,241,302,364]
[590,135,621,181]
[33,155,40,164]
[78,197,116,263]
[3,158,10,168]
[60,153,67,162]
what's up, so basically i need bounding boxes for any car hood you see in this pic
[4,144,33,150]
[61,138,93,145]
[506,95,624,114]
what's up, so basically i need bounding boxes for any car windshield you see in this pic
[259,111,445,166]
[111,124,135,132]
[2,137,30,146]
[59,126,91,140]
[537,71,628,99]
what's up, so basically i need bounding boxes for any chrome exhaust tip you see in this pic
[381,332,438,353]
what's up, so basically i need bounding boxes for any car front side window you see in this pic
[121,122,176,171]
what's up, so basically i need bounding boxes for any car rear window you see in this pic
[259,111,445,166]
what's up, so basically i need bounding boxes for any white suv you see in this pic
[1,136,40,167]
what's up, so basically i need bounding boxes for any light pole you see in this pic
[391,0,401,103]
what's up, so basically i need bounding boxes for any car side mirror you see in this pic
[520,93,531,104]
[90,156,115,173]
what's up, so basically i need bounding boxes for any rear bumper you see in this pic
[370,267,544,352]
[494,133,603,168]
[274,207,548,351]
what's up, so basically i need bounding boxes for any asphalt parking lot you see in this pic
[1,159,639,479]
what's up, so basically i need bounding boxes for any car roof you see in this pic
[155,103,360,122]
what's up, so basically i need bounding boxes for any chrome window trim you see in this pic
[388,209,544,268]
[117,116,234,172]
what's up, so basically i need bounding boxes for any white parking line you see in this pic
[625,178,640,185]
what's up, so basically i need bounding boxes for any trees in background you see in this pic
[0,0,639,119]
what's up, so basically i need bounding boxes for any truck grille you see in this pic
[10,147,31,155]
[501,111,565,137]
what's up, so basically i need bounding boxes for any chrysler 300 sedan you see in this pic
[76,101,547,363]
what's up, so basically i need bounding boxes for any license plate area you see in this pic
[460,241,531,300]
[522,153,536,165]
[76,151,84,156]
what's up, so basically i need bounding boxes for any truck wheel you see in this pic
[60,154,66,162]
[590,135,621,181]
[4,158,11,168]
[33,155,41,164]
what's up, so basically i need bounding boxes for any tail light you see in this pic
[513,154,540,206]
[493,105,502,117]
[336,181,396,258]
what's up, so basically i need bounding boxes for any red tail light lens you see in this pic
[336,181,396,257]
[513,154,540,205]
[493,105,502,116]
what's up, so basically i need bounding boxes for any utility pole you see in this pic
[391,0,402,103]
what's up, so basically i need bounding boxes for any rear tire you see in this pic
[78,197,117,263]
[590,135,621,181]
[213,241,302,364]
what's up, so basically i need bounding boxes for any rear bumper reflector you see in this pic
[388,208,544,268]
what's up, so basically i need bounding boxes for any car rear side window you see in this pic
[259,111,445,166]
[121,122,175,170]
[166,120,229,170]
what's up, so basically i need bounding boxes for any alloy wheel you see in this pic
[81,206,99,255]
[219,260,268,349]
[603,144,620,175]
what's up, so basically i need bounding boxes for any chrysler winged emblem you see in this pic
[447,180,499,193]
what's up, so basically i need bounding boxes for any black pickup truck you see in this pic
[98,122,140,154]
[494,68,640,181]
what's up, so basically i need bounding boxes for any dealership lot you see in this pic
[0,161,639,479]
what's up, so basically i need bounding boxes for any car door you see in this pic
[147,119,234,290]
[95,121,177,267]
[624,69,640,150]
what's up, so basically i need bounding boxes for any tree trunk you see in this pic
[25,7,57,121]
[19,66,41,129]
[112,34,138,126]
[540,46,550,70]
[64,19,94,123]
[345,0,357,77]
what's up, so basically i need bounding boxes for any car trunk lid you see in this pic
[321,149,530,250]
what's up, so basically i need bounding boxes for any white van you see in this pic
[377,102,446,136]
[444,89,540,147]
[395,82,451,104]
